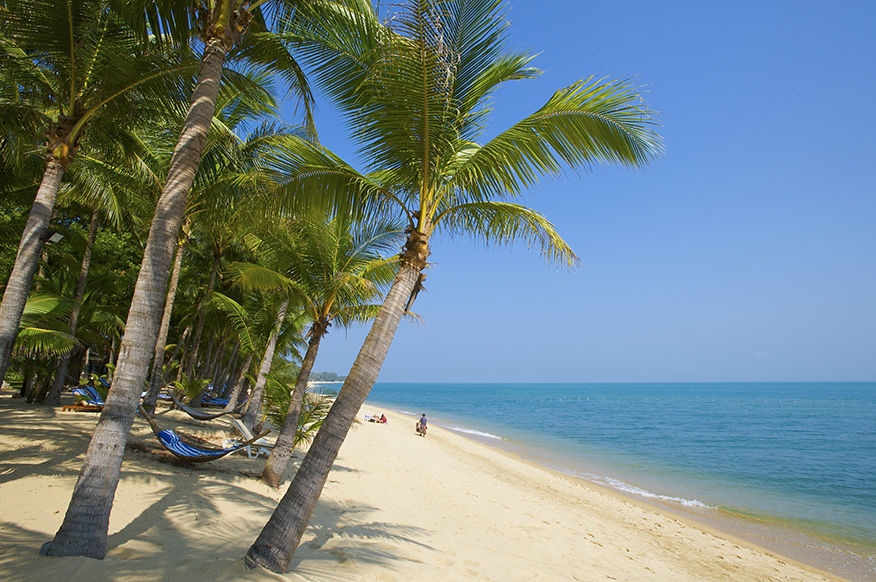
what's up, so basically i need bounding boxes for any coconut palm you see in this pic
[48,9,292,547]
[245,0,662,572]
[133,84,284,411]
[0,0,197,383]
[43,134,164,406]
[250,216,401,487]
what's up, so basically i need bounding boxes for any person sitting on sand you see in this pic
[380,414,387,424]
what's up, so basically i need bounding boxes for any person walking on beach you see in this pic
[417,414,427,437]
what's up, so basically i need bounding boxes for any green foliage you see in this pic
[262,361,335,448]
[309,371,345,382]
[275,0,662,267]
[0,208,27,287]
[172,374,212,401]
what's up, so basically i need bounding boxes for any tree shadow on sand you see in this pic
[0,398,436,580]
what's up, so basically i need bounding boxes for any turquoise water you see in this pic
[363,382,876,578]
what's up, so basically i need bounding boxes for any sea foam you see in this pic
[566,470,712,508]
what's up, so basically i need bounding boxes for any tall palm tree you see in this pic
[246,0,662,572]
[47,0,302,547]
[0,0,197,383]
[43,133,164,406]
[255,216,401,487]
[226,215,400,484]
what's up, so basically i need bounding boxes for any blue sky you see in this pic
[283,0,876,383]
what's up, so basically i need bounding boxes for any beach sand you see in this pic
[0,394,847,582]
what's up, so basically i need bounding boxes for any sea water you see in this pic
[361,382,876,581]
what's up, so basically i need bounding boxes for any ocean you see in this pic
[360,382,876,581]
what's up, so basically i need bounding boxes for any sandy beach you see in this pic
[0,393,848,582]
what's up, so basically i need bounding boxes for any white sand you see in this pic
[0,395,848,581]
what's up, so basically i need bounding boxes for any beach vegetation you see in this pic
[238,214,403,487]
[261,359,336,448]
[246,0,662,573]
[44,0,330,557]
[0,0,200,387]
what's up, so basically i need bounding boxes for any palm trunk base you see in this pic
[260,441,293,488]
[246,262,420,572]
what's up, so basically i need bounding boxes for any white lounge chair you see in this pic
[223,418,275,459]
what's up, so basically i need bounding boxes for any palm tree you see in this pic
[43,133,164,406]
[245,0,662,572]
[254,216,401,487]
[48,0,301,546]
[0,0,197,383]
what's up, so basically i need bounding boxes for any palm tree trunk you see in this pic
[0,159,65,382]
[49,37,230,559]
[246,261,420,572]
[21,370,34,401]
[261,324,325,488]
[185,252,220,381]
[219,341,240,398]
[224,352,253,413]
[192,334,222,406]
[45,209,100,406]
[143,238,186,413]
[241,297,289,430]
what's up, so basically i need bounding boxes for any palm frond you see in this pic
[437,201,579,267]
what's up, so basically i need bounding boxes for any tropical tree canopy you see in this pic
[246,0,662,574]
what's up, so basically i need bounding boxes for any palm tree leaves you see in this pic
[281,0,661,269]
[437,200,579,267]
[1,0,201,159]
[15,294,77,357]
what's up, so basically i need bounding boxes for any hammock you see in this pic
[137,405,269,463]
[170,393,243,421]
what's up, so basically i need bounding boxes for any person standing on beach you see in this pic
[418,414,428,436]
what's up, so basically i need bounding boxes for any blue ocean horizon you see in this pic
[359,381,876,580]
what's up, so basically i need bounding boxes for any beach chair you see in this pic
[170,393,244,421]
[138,405,270,463]
[63,388,103,412]
[84,384,107,405]
[222,418,274,459]
[201,394,229,407]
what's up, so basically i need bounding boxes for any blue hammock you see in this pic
[138,405,270,462]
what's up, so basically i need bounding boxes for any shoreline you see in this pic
[0,393,857,581]
[367,399,873,582]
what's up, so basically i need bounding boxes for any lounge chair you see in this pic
[201,395,229,407]
[222,418,275,459]
[63,388,103,412]
[84,384,107,405]
[170,393,244,421]
[138,405,270,463]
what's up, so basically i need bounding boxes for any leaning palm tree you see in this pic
[0,0,197,383]
[43,135,163,406]
[47,0,332,557]
[246,0,662,572]
[228,215,401,486]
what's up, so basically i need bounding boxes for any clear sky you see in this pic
[281,0,876,383]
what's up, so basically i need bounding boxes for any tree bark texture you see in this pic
[241,297,289,430]
[190,334,215,407]
[218,341,240,398]
[185,252,220,384]
[224,353,253,413]
[261,326,324,488]
[0,160,65,382]
[246,261,420,573]
[45,209,100,406]
[49,38,229,559]
[143,239,186,413]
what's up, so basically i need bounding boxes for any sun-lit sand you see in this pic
[0,393,847,582]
